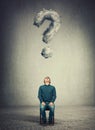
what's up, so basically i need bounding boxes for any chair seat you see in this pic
[45,107,50,110]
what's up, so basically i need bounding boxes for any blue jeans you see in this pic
[40,102,55,123]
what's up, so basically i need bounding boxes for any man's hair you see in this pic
[44,76,51,84]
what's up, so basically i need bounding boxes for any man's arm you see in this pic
[38,86,43,103]
[51,87,56,103]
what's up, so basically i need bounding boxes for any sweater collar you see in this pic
[45,84,50,86]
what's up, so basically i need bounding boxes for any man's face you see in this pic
[44,78,50,85]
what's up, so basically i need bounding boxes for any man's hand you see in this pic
[42,102,46,106]
[49,102,54,106]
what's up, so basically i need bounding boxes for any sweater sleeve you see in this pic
[38,86,43,103]
[51,87,56,103]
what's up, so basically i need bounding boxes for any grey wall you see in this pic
[0,0,95,106]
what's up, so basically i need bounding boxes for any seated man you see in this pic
[38,76,56,124]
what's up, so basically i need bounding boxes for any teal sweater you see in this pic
[38,84,56,103]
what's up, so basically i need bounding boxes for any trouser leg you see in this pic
[40,104,47,123]
[48,104,55,123]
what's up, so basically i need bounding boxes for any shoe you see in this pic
[42,119,47,124]
[49,122,53,125]
[48,120,52,124]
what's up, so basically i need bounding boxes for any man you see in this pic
[38,76,56,124]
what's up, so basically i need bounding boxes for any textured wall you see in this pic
[0,0,95,106]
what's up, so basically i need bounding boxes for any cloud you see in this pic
[34,9,61,43]
[41,47,53,58]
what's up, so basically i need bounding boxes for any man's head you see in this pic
[44,76,51,85]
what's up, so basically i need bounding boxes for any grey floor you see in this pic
[0,106,95,130]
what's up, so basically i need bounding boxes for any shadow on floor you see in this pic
[0,113,61,126]
[0,113,39,123]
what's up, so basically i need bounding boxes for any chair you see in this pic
[40,107,54,125]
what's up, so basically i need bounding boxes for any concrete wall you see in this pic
[0,0,95,106]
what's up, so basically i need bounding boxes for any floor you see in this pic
[0,106,95,130]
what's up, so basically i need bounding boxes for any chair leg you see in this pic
[40,111,42,124]
[52,116,54,125]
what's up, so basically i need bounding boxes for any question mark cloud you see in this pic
[33,9,61,58]
[34,9,61,43]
